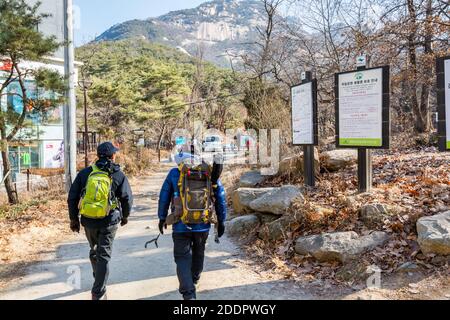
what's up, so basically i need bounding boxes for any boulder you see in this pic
[278,156,300,176]
[257,213,280,224]
[298,149,321,177]
[294,231,389,263]
[249,185,303,215]
[359,204,398,228]
[232,188,275,214]
[225,215,260,237]
[239,171,265,188]
[293,204,334,225]
[417,211,450,255]
[310,206,334,223]
[321,150,357,172]
[278,150,320,177]
[258,215,294,241]
[397,262,420,273]
[431,255,450,266]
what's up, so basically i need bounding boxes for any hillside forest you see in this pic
[77,0,449,157]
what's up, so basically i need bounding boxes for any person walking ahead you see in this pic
[158,153,227,300]
[68,142,133,300]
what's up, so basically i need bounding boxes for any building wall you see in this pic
[0,1,69,182]
[26,0,65,59]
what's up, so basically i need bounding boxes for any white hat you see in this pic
[174,152,201,165]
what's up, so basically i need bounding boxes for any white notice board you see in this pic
[291,82,314,145]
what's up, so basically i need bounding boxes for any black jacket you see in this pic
[68,159,133,228]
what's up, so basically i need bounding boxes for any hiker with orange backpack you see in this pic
[158,152,227,300]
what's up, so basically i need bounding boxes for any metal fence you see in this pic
[77,132,100,154]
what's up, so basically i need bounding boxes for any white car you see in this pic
[202,136,223,153]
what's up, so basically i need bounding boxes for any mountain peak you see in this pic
[95,0,265,66]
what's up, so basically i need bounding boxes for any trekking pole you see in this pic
[145,233,161,249]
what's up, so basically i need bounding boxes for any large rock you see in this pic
[397,262,420,273]
[321,150,357,172]
[258,215,293,241]
[239,171,265,188]
[417,211,450,255]
[232,188,275,214]
[225,215,260,237]
[291,202,333,225]
[249,185,303,215]
[294,231,389,263]
[278,156,300,176]
[278,150,320,177]
[298,149,321,177]
[257,213,280,224]
[359,204,398,228]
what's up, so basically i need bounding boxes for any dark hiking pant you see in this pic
[172,232,209,300]
[84,224,118,299]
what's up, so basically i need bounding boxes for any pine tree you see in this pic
[139,63,190,162]
[0,0,65,204]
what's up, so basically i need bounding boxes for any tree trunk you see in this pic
[156,122,167,163]
[418,83,431,133]
[406,0,426,133]
[417,0,434,133]
[1,140,19,204]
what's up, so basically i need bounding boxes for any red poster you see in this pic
[0,59,12,72]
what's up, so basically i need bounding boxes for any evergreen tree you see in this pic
[0,0,65,204]
[139,63,190,161]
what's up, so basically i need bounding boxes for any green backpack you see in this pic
[79,165,117,219]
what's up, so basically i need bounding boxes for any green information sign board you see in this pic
[335,66,390,149]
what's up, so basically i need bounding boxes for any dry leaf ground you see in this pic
[233,147,450,299]
[0,149,448,299]
[0,177,71,290]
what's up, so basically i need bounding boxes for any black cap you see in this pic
[97,142,119,158]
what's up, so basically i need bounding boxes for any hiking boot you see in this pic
[184,296,196,301]
[183,292,197,300]
[92,292,107,300]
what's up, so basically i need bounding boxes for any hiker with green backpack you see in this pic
[158,152,227,300]
[68,142,133,300]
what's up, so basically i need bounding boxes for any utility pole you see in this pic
[83,86,89,167]
[79,76,93,168]
[63,0,77,191]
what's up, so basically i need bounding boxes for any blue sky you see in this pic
[73,0,207,46]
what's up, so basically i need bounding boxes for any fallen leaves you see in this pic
[241,148,450,289]
[0,185,69,289]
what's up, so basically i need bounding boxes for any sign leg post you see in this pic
[303,145,315,187]
[358,148,372,192]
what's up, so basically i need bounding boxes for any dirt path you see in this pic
[0,163,315,300]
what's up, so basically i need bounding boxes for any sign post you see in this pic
[357,58,372,192]
[436,56,450,152]
[291,71,319,187]
[335,57,390,193]
[357,148,372,193]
